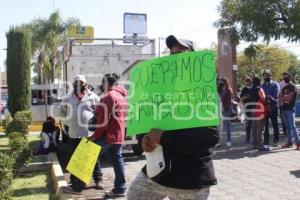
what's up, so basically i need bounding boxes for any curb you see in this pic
[19,155,51,174]
[49,153,73,200]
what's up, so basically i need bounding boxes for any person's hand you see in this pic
[142,128,164,152]
[87,136,95,141]
[283,95,290,103]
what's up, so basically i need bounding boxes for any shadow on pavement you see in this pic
[290,170,300,178]
[214,123,291,160]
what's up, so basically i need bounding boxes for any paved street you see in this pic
[68,122,300,200]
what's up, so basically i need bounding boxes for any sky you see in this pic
[0,0,300,72]
[0,0,221,71]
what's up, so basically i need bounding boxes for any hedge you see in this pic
[0,110,33,198]
[5,111,32,135]
[8,132,31,177]
[0,153,13,200]
[6,27,31,117]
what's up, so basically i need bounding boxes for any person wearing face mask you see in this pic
[60,75,102,194]
[90,73,127,198]
[261,69,280,147]
[248,76,270,151]
[279,72,300,150]
[127,35,218,200]
[240,77,253,143]
[279,72,289,135]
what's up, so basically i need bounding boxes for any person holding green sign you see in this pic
[127,35,219,200]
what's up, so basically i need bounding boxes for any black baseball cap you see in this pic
[166,35,194,51]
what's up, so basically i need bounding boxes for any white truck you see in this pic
[62,38,156,154]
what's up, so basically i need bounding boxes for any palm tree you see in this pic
[30,11,80,84]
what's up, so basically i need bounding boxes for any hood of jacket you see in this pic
[109,85,127,97]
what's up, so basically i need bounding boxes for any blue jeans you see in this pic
[282,110,300,145]
[264,109,280,144]
[95,139,126,193]
[223,108,232,143]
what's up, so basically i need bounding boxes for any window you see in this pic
[31,89,60,106]
[222,41,229,56]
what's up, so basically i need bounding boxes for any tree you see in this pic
[237,44,295,87]
[216,0,300,49]
[29,11,79,84]
[6,27,31,116]
[287,53,300,83]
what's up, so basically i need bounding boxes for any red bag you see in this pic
[254,99,269,118]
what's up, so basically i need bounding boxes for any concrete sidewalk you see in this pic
[60,123,300,200]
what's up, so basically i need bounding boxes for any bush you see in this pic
[6,27,31,117]
[0,153,13,200]
[5,120,28,135]
[8,132,32,177]
[8,132,28,150]
[14,111,32,128]
[1,118,11,130]
[5,111,32,135]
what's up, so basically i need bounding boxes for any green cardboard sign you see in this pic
[127,51,220,135]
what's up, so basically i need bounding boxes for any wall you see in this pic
[64,40,155,93]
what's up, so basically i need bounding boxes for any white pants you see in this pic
[127,172,210,200]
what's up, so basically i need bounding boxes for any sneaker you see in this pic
[226,142,232,148]
[62,186,82,195]
[95,182,104,190]
[104,190,125,197]
[282,143,293,148]
[296,144,300,150]
[258,145,270,151]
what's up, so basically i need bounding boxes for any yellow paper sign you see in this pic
[66,138,101,184]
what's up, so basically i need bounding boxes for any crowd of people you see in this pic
[40,35,217,200]
[219,69,300,151]
[34,34,300,200]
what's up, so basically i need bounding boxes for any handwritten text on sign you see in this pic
[127,51,220,135]
[66,138,101,184]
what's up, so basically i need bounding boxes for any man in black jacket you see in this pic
[127,35,219,200]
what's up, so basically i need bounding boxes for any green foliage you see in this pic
[2,118,11,130]
[0,153,13,200]
[5,119,28,135]
[14,111,32,128]
[8,132,27,143]
[8,132,31,177]
[29,11,80,83]
[6,27,31,117]
[237,44,294,87]
[5,111,32,135]
[216,0,300,43]
[287,54,300,84]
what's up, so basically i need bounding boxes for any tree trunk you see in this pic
[37,51,45,84]
[50,56,55,83]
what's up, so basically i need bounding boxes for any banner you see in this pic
[66,138,101,184]
[127,51,220,135]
